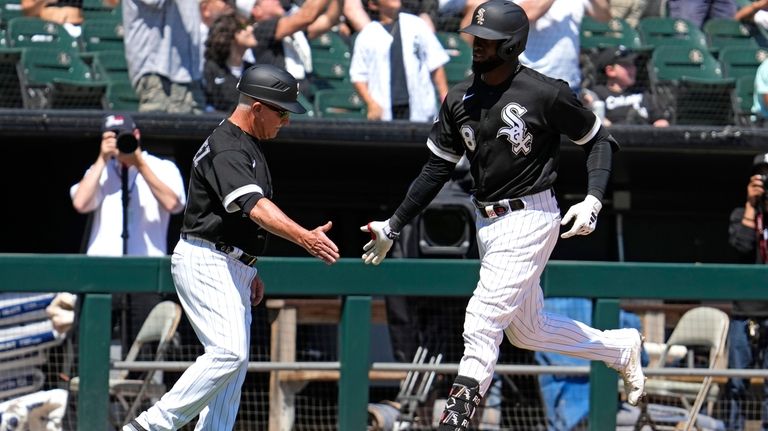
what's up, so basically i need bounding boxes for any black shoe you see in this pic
[122,420,147,431]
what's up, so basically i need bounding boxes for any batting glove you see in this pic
[560,195,602,239]
[360,219,399,265]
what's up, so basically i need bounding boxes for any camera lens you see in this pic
[116,132,138,154]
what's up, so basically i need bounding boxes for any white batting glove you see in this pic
[360,219,399,265]
[560,195,602,239]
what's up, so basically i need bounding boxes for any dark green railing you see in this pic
[2,255,767,431]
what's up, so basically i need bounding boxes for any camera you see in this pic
[114,130,138,154]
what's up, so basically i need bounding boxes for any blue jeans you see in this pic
[667,0,737,28]
[725,318,768,431]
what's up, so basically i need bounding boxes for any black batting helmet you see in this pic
[237,64,307,114]
[460,0,529,62]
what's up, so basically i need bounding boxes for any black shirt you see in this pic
[728,207,768,317]
[181,120,272,255]
[252,18,284,69]
[592,85,667,125]
[203,60,253,114]
[429,66,599,201]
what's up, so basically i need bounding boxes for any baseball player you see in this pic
[360,2,645,429]
[124,64,339,431]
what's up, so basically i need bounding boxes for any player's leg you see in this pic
[724,318,751,431]
[438,190,560,430]
[132,238,253,430]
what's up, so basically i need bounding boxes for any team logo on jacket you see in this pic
[497,103,532,155]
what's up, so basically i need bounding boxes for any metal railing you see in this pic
[2,255,767,431]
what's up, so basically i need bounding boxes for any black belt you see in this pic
[472,197,525,219]
[181,233,258,267]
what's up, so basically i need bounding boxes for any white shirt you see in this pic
[514,0,588,90]
[70,153,186,257]
[349,12,449,122]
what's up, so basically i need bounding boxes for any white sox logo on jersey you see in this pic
[497,102,532,155]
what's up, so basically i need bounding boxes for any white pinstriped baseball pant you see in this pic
[458,189,635,395]
[134,237,256,430]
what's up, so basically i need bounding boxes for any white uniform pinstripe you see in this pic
[134,237,256,430]
[458,189,634,395]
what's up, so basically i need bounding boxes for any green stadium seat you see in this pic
[310,31,350,57]
[7,17,80,52]
[313,88,366,119]
[92,49,129,82]
[0,46,22,107]
[82,0,121,20]
[105,80,137,110]
[81,19,124,52]
[0,0,22,29]
[436,31,472,85]
[310,56,351,92]
[703,18,759,55]
[719,46,768,79]
[580,16,642,50]
[18,47,107,109]
[649,45,735,125]
[638,17,708,50]
[733,74,758,125]
[295,93,315,118]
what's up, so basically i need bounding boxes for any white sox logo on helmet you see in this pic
[476,7,485,25]
[497,102,532,155]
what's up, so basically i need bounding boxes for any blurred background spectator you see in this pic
[199,0,235,73]
[610,0,649,27]
[668,0,737,28]
[349,0,448,121]
[123,0,205,113]
[512,0,610,93]
[203,13,257,113]
[21,0,83,37]
[753,57,768,119]
[237,0,341,94]
[587,46,670,127]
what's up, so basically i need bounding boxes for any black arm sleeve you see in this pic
[582,126,619,201]
[389,154,456,232]
[729,207,757,257]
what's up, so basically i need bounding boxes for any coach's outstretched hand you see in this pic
[360,219,399,265]
[303,221,340,264]
[560,195,602,239]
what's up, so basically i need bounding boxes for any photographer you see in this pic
[725,152,768,430]
[70,114,186,351]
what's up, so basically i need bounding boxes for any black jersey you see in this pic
[181,120,272,255]
[428,66,600,202]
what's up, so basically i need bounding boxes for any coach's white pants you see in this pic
[134,237,256,430]
[458,190,635,395]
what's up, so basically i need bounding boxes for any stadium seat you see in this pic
[310,30,350,60]
[580,16,642,50]
[638,17,708,50]
[719,46,768,79]
[436,31,473,86]
[733,75,758,126]
[296,92,315,118]
[0,46,22,107]
[313,88,366,119]
[7,17,80,52]
[105,81,137,110]
[82,0,121,20]
[649,45,735,125]
[310,56,351,92]
[703,18,759,56]
[0,0,22,29]
[18,47,107,109]
[81,19,124,52]
[92,49,129,82]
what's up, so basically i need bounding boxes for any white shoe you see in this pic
[618,328,646,406]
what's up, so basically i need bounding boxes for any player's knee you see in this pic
[209,347,248,372]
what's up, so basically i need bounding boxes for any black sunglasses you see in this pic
[260,101,289,120]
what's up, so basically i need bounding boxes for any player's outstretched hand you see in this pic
[250,274,265,306]
[303,221,340,265]
[360,219,398,265]
[560,195,602,239]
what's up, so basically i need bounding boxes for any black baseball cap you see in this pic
[752,152,768,174]
[101,113,137,135]
[597,46,638,71]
